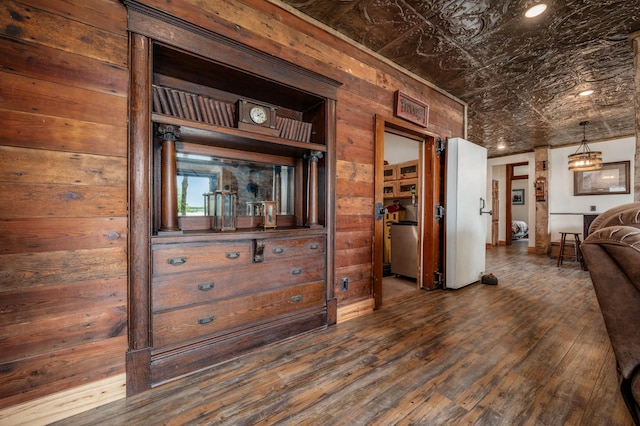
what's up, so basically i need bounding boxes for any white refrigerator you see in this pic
[445,137,488,289]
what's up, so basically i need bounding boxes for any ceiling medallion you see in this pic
[568,121,602,171]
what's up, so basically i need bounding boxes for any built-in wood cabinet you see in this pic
[123,0,340,395]
[383,160,419,199]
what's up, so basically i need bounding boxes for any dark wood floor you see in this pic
[54,242,634,425]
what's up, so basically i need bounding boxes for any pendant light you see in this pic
[568,121,602,171]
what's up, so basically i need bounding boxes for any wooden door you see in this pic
[492,179,499,246]
[373,115,442,307]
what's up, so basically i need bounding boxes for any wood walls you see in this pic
[0,0,129,410]
[0,0,464,416]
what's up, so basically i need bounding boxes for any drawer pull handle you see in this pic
[309,243,319,250]
[226,252,240,260]
[291,295,303,302]
[198,282,214,291]
[272,247,284,254]
[198,315,215,325]
[291,268,302,275]
[168,257,186,266]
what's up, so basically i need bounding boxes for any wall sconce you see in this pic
[205,190,237,231]
[568,121,602,171]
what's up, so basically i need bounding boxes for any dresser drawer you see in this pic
[152,256,326,312]
[152,240,253,275]
[152,281,326,350]
[262,236,325,261]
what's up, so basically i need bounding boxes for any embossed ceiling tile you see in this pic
[437,66,502,97]
[377,23,478,85]
[287,0,640,156]
[328,0,424,50]
[404,0,509,45]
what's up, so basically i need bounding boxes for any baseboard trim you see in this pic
[0,373,126,426]
[337,298,374,323]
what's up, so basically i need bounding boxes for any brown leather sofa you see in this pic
[581,202,640,425]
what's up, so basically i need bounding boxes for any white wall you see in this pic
[384,132,419,164]
[487,136,635,246]
[548,136,635,239]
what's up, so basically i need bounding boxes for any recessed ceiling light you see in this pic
[578,89,594,96]
[525,4,547,18]
[497,144,506,150]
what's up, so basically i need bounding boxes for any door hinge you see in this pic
[434,270,444,287]
[435,203,445,221]
[375,202,386,220]
[435,137,445,156]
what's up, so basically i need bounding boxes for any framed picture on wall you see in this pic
[573,161,630,196]
[512,189,524,205]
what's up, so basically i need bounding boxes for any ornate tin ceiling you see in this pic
[282,0,640,157]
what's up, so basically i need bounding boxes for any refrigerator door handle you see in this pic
[479,197,493,216]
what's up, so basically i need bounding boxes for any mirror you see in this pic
[175,152,295,217]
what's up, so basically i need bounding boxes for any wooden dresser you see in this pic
[123,0,341,394]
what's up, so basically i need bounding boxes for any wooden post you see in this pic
[157,124,181,233]
[305,150,323,228]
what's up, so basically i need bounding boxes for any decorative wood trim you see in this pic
[127,32,153,396]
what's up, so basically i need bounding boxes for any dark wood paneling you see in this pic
[0,0,127,66]
[0,0,130,412]
[0,38,127,96]
[0,217,127,255]
[335,230,372,251]
[0,336,127,410]
[18,0,127,35]
[0,183,126,218]
[0,278,126,327]
[1,303,126,364]
[0,109,127,157]
[0,247,126,290]
[0,72,127,127]
[0,146,127,186]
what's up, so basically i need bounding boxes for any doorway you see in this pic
[505,162,529,246]
[373,115,443,308]
[382,132,421,303]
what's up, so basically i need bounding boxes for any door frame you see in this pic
[505,162,528,245]
[373,115,442,308]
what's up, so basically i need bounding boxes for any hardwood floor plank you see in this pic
[51,244,635,425]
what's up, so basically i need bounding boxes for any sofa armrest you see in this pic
[582,226,640,379]
[589,202,640,235]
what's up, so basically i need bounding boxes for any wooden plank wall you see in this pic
[0,0,129,410]
[0,0,464,415]
[138,0,465,304]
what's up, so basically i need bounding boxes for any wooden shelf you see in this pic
[153,114,326,157]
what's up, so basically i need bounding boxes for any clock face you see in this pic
[249,106,268,124]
